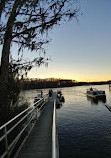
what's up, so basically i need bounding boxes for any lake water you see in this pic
[24,85,111,158]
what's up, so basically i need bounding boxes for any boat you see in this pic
[59,95,65,102]
[56,90,65,108]
[57,90,65,102]
[57,90,62,95]
[56,97,62,108]
[86,88,106,100]
[34,90,43,104]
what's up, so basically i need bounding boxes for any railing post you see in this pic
[4,126,9,158]
[52,99,57,158]
[36,106,38,121]
[26,111,29,135]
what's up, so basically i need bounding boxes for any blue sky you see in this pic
[28,0,111,81]
[1,0,111,81]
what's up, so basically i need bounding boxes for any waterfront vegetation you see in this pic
[0,74,29,126]
[21,78,111,90]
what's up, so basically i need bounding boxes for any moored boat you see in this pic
[86,88,106,100]
[57,90,65,103]
[56,90,65,109]
[34,90,43,103]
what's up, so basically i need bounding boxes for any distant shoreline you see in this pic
[22,80,111,90]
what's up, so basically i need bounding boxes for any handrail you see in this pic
[52,99,59,158]
[0,94,48,158]
[0,94,48,130]
[0,106,32,130]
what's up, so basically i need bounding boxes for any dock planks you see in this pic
[17,93,55,158]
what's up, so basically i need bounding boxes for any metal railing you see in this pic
[52,99,59,158]
[0,94,48,158]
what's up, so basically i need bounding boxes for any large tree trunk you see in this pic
[0,29,12,125]
[0,36,11,90]
[0,17,14,91]
[0,0,19,91]
[0,20,14,124]
[0,0,20,125]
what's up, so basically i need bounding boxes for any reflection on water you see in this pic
[56,94,65,109]
[56,103,63,109]
[23,85,111,158]
[87,96,106,104]
[56,101,65,109]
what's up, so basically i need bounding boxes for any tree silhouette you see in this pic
[0,0,79,124]
[0,0,79,88]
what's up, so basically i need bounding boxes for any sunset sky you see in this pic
[1,0,111,82]
[27,0,111,82]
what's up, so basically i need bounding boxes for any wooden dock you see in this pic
[17,94,55,158]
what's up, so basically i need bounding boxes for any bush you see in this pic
[0,66,29,126]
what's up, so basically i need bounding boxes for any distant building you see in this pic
[58,79,75,87]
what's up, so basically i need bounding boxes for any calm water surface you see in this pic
[24,85,111,158]
[56,85,111,158]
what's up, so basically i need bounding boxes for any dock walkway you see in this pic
[17,94,55,158]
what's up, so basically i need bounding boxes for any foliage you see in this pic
[10,55,49,79]
[0,0,79,125]
[0,0,79,74]
[0,65,29,126]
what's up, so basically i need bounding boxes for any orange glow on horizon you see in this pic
[27,67,111,82]
[28,74,111,82]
